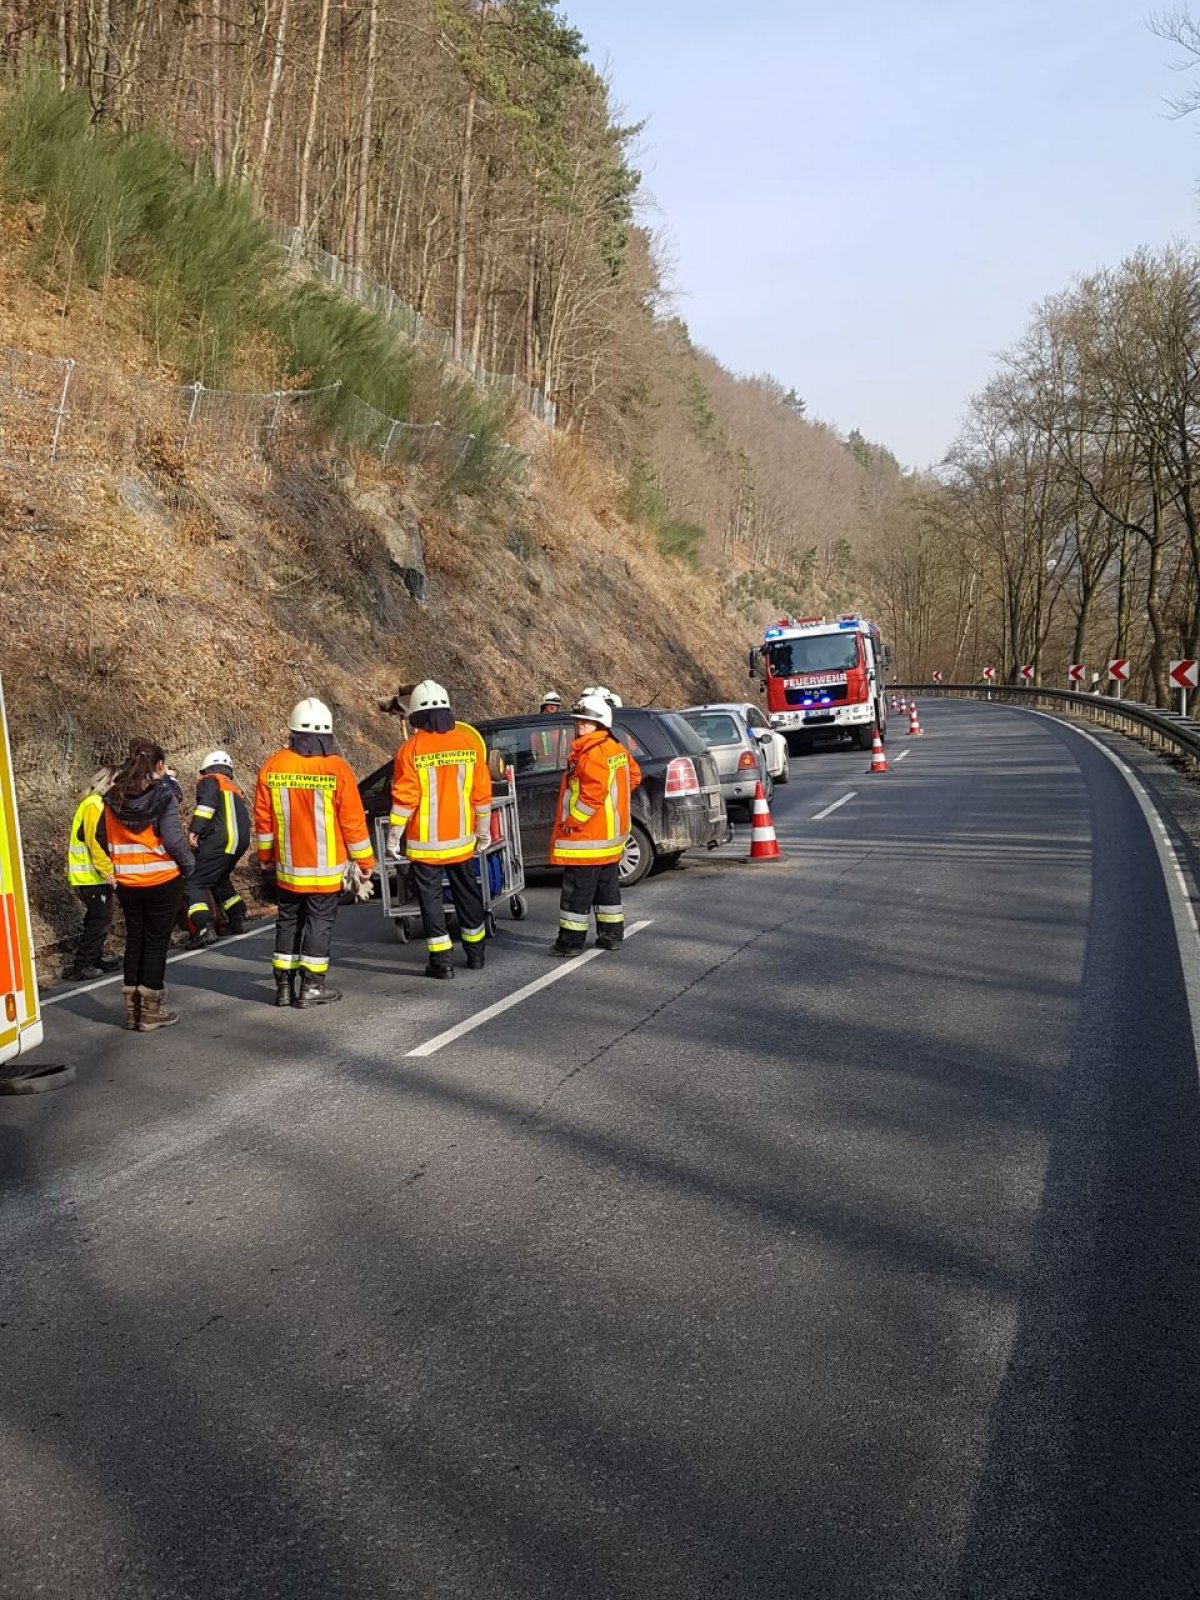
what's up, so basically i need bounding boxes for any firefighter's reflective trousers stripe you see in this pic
[558,861,623,949]
[185,836,247,933]
[411,861,486,961]
[272,888,339,977]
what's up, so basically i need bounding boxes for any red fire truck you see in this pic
[752,614,890,753]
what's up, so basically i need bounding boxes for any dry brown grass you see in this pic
[0,268,751,960]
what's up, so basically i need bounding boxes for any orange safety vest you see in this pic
[389,722,493,866]
[104,808,182,888]
[550,731,641,867]
[254,749,375,894]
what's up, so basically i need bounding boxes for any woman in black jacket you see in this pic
[100,741,194,1032]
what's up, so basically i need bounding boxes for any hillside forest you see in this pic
[0,3,1199,703]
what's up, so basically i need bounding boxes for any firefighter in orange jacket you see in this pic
[254,697,376,1008]
[386,680,493,979]
[549,691,641,955]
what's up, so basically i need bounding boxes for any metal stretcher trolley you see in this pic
[373,767,527,944]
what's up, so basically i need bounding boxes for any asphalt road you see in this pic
[3,699,1200,1600]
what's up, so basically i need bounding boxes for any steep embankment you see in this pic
[1,284,743,951]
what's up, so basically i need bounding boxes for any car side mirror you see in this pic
[755,730,773,745]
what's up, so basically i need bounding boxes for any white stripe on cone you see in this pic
[747,782,782,860]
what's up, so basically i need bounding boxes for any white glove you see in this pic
[386,824,404,858]
[475,827,490,853]
[352,866,374,902]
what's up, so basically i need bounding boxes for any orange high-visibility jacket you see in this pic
[389,722,492,865]
[550,730,641,867]
[254,749,375,893]
[104,811,182,888]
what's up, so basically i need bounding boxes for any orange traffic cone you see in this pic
[899,695,908,713]
[867,729,888,773]
[908,701,922,736]
[889,694,898,712]
[746,781,782,862]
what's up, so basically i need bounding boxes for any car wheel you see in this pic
[763,771,775,805]
[619,821,654,886]
[775,750,790,784]
[857,725,876,751]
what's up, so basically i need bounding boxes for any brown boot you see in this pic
[122,985,140,1031]
[137,986,178,1031]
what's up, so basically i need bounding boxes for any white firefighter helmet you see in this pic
[408,679,451,713]
[582,684,622,709]
[571,692,613,730]
[540,689,563,708]
[201,749,234,771]
[289,697,334,734]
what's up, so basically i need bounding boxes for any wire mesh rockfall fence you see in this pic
[0,344,529,484]
[273,222,558,428]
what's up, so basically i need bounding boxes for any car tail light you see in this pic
[665,756,700,796]
[737,750,757,771]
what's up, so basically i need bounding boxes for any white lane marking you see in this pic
[407,919,653,1058]
[894,748,911,763]
[42,922,276,1007]
[812,791,856,821]
[1025,708,1200,1071]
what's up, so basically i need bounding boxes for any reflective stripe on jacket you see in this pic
[193,772,250,855]
[66,792,112,886]
[104,808,182,888]
[389,722,493,865]
[253,749,375,894]
[550,731,642,867]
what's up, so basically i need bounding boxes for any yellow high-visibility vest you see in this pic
[66,792,109,887]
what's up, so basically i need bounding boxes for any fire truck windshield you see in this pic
[767,634,860,676]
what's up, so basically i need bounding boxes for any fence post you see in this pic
[455,433,475,471]
[185,380,204,428]
[49,357,75,462]
[384,419,399,463]
[259,390,285,457]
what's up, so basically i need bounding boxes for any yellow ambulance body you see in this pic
[0,676,41,1066]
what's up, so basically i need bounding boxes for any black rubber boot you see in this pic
[549,941,584,959]
[273,973,294,1008]
[464,945,485,970]
[225,906,247,935]
[295,972,342,1007]
[424,958,455,980]
[595,934,622,952]
[186,926,218,951]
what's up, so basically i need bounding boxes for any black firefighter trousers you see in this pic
[273,889,339,979]
[557,860,624,950]
[186,837,247,934]
[410,861,486,963]
[75,884,115,969]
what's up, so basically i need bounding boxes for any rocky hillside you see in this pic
[4,381,744,953]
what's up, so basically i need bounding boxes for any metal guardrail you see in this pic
[892,683,1200,767]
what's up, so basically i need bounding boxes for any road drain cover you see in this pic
[0,1063,76,1095]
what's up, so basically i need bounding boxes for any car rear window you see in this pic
[681,711,743,747]
[656,712,711,756]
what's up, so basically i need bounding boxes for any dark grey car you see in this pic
[359,708,727,888]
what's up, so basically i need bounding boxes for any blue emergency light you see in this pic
[765,626,784,639]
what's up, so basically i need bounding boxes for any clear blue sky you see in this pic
[562,0,1200,469]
